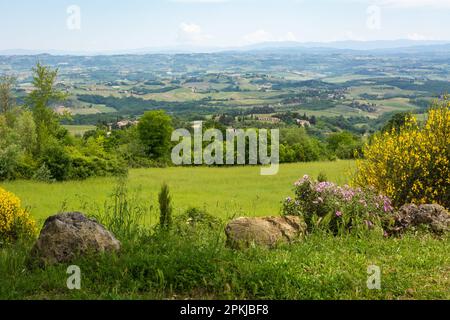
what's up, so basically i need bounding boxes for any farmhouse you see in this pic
[296,119,311,127]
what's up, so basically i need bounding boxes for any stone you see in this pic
[30,212,121,266]
[394,204,450,234]
[225,215,307,249]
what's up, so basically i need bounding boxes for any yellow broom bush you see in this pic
[0,187,37,243]
[355,99,450,209]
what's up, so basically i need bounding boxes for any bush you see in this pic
[158,183,173,230]
[327,131,363,160]
[32,164,54,182]
[174,207,222,231]
[282,175,394,234]
[355,100,450,208]
[279,128,330,162]
[39,142,71,181]
[0,187,37,244]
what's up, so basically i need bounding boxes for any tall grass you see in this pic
[91,178,154,241]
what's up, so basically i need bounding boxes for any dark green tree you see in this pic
[137,110,174,159]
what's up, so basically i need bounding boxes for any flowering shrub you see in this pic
[282,175,394,234]
[355,100,450,208]
[0,187,37,243]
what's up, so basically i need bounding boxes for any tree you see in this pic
[15,111,37,156]
[0,75,16,114]
[382,112,413,133]
[327,131,362,159]
[26,63,66,155]
[137,110,174,159]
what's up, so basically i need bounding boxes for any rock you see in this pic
[225,216,307,249]
[30,212,121,266]
[394,204,450,234]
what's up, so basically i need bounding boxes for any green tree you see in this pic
[381,112,413,133]
[26,63,66,155]
[327,131,362,159]
[137,110,174,159]
[15,111,37,156]
[0,75,16,114]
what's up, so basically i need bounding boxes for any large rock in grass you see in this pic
[30,212,121,266]
[394,204,450,234]
[225,216,306,249]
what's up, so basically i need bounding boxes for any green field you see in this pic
[63,125,96,136]
[2,162,450,300]
[0,161,355,225]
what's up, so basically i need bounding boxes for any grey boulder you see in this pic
[394,204,450,234]
[30,212,121,266]
[225,215,307,249]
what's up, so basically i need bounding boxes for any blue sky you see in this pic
[0,0,449,51]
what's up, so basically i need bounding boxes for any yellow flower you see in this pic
[0,187,37,243]
[354,99,450,208]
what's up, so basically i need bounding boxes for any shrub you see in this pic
[39,142,71,181]
[158,183,173,230]
[32,164,54,182]
[282,175,394,234]
[174,207,222,231]
[355,100,450,208]
[317,172,328,182]
[0,187,37,244]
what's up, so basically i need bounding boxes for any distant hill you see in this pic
[1,40,450,56]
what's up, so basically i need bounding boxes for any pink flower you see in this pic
[335,211,343,218]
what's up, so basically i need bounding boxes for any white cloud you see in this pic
[280,32,298,42]
[407,33,429,40]
[177,23,212,44]
[242,29,273,44]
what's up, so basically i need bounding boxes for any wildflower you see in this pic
[295,175,310,186]
[0,187,37,242]
[335,211,343,218]
[383,199,394,212]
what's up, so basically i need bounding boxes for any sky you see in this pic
[0,0,450,52]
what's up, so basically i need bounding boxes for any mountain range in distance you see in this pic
[1,39,450,56]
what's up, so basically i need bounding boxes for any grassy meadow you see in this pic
[1,161,356,226]
[1,160,449,300]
